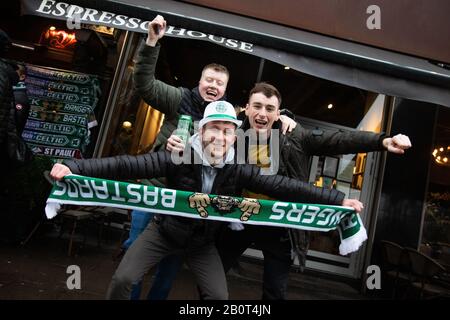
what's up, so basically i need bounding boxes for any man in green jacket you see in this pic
[133,14,230,155]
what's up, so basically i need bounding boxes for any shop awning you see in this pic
[21,0,450,107]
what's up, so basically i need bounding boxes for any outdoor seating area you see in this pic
[380,240,450,299]
[57,206,121,256]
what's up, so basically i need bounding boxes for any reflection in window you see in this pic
[261,59,381,128]
[422,106,450,267]
[310,152,366,255]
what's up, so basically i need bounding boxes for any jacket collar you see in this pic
[191,86,228,110]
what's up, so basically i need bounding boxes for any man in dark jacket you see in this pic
[12,63,29,135]
[50,100,363,300]
[132,15,296,299]
[127,14,232,299]
[169,82,412,300]
[215,82,411,299]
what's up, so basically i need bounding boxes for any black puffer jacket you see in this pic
[64,150,345,247]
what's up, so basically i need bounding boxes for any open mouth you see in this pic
[254,119,268,127]
[205,89,218,99]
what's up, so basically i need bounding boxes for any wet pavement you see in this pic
[0,224,365,300]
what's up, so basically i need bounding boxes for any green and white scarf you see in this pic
[45,175,368,255]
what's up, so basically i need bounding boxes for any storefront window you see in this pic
[3,13,124,160]
[261,59,379,128]
[102,34,261,156]
[101,30,387,158]
[101,33,144,156]
[422,106,450,268]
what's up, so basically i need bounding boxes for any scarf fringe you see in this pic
[45,201,61,219]
[338,225,368,255]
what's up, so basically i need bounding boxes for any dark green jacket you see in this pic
[133,43,228,186]
[133,43,207,154]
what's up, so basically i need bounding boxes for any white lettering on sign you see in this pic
[33,0,255,53]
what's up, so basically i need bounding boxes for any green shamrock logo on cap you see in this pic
[215,101,227,113]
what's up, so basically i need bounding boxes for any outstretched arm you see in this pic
[49,151,173,181]
[290,125,412,156]
[133,15,183,119]
[239,165,343,206]
[239,165,363,211]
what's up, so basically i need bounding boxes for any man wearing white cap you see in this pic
[50,101,363,300]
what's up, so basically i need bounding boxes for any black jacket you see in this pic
[239,114,385,266]
[13,81,30,135]
[64,150,345,248]
[0,58,15,147]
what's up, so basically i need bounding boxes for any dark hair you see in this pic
[202,63,230,79]
[249,82,282,106]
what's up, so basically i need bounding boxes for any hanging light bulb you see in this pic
[122,121,132,129]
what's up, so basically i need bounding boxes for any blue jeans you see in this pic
[123,210,182,300]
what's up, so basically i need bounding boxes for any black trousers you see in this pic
[217,224,293,300]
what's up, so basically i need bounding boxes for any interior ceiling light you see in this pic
[433,146,450,166]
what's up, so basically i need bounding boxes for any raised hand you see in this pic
[382,134,412,154]
[146,14,167,47]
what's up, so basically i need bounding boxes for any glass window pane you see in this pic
[261,59,381,128]
[337,156,355,183]
[422,106,450,267]
[323,157,338,177]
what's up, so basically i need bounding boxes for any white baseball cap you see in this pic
[198,100,242,129]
